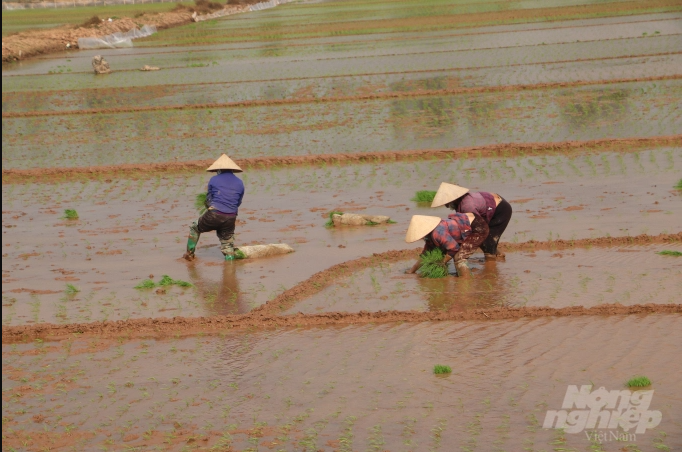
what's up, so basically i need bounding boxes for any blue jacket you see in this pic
[207,172,245,214]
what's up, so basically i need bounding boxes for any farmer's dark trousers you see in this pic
[189,210,237,256]
[455,214,489,262]
[480,198,512,255]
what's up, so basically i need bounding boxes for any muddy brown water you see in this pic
[3,315,681,451]
[2,149,680,326]
[288,245,682,315]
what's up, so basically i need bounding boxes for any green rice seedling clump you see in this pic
[159,275,193,287]
[419,249,449,278]
[627,376,652,387]
[134,279,156,289]
[63,209,79,220]
[674,179,682,190]
[195,193,208,214]
[433,364,452,374]
[657,250,682,257]
[65,284,80,295]
[235,249,247,259]
[411,191,437,203]
[325,211,344,227]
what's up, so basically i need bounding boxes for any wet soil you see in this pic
[3,315,681,450]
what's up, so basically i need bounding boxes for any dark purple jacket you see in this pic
[207,172,244,214]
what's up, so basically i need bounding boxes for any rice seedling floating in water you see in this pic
[134,279,156,290]
[419,248,449,278]
[656,250,682,257]
[627,376,652,388]
[433,364,452,374]
[675,179,682,190]
[411,191,437,203]
[325,211,344,227]
[63,209,79,220]
[195,193,208,214]
[65,284,80,295]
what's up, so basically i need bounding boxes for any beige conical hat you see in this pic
[206,154,243,173]
[405,215,442,243]
[431,182,469,207]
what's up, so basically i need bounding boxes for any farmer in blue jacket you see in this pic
[184,154,245,261]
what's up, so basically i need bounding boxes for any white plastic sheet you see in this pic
[77,25,157,50]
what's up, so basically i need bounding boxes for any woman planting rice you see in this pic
[405,213,489,278]
[184,154,245,261]
[431,182,512,260]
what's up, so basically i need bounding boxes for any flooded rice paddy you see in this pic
[3,316,682,451]
[2,0,681,449]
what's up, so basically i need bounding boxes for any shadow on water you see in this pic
[417,256,513,312]
[187,262,248,315]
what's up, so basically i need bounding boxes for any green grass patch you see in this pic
[627,376,652,388]
[325,211,344,227]
[65,284,80,295]
[195,193,208,214]
[411,190,437,203]
[433,364,452,374]
[418,249,449,278]
[62,209,79,220]
[2,3,178,36]
[657,250,682,257]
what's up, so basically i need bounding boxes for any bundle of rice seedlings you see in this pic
[325,211,344,227]
[418,248,449,278]
[65,284,80,295]
[134,279,156,289]
[235,249,247,259]
[158,275,193,287]
[657,250,682,257]
[626,376,651,388]
[433,364,452,374]
[675,179,682,190]
[63,209,79,220]
[195,193,208,214]
[411,191,437,203]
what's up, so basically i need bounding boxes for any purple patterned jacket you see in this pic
[422,213,472,257]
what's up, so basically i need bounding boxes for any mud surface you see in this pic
[2,136,680,180]
[3,315,682,450]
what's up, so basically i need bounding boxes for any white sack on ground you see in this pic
[78,25,157,50]
[332,213,391,226]
[239,244,294,259]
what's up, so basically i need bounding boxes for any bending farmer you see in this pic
[431,182,512,260]
[405,213,489,278]
[184,154,245,261]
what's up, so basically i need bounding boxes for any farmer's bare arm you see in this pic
[442,255,452,264]
[406,260,422,274]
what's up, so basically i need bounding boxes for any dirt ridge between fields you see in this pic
[3,233,680,342]
[3,74,680,118]
[3,135,680,183]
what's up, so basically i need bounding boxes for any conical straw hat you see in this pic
[206,154,243,172]
[431,182,469,207]
[405,215,442,243]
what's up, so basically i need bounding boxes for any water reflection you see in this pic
[187,262,247,315]
[417,257,512,312]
